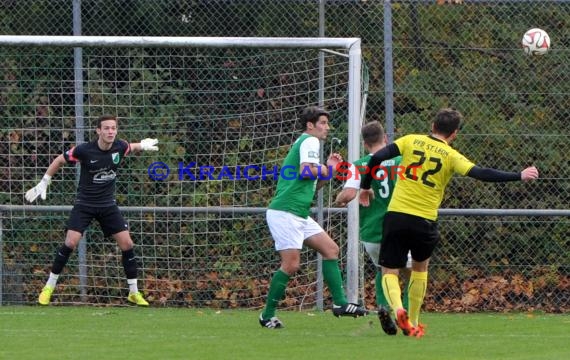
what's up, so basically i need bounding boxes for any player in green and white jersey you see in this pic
[259,106,368,329]
[335,121,410,335]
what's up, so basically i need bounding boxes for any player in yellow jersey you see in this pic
[359,108,539,337]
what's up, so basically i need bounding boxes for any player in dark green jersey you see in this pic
[259,106,368,329]
[335,121,409,335]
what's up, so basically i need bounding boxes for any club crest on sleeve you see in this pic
[308,151,319,159]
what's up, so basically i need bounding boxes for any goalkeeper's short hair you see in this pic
[97,114,118,128]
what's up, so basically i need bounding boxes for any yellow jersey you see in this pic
[388,134,475,220]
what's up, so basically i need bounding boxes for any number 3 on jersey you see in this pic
[375,167,390,198]
[404,150,442,188]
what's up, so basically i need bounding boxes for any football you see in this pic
[521,28,550,55]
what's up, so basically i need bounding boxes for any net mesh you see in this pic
[1,0,569,312]
[1,45,356,307]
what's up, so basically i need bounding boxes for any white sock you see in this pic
[127,278,138,294]
[46,272,59,288]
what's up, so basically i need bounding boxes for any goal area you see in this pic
[0,36,364,308]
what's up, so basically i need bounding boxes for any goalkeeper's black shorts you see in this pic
[66,204,128,237]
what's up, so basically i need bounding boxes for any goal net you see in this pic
[0,36,363,308]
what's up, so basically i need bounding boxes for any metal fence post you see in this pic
[73,0,88,302]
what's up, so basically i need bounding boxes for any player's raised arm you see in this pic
[466,165,539,182]
[130,138,159,152]
[360,143,400,190]
[24,154,67,202]
[335,161,359,207]
[335,188,357,207]
[359,143,400,207]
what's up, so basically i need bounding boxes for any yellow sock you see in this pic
[408,271,428,326]
[381,274,403,315]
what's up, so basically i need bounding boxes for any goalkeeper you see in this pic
[25,115,159,306]
[335,120,410,336]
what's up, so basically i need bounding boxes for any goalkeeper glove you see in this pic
[140,138,159,151]
[25,174,51,202]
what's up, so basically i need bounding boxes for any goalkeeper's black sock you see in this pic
[51,244,73,274]
[122,248,138,280]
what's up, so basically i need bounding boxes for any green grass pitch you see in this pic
[0,306,568,360]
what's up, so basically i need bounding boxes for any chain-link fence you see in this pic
[1,0,569,311]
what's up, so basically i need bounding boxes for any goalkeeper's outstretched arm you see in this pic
[24,154,67,202]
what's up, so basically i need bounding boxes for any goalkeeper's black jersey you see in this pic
[63,139,131,207]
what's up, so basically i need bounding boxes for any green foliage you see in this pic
[1,1,568,310]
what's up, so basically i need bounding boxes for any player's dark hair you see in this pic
[97,114,118,128]
[299,106,329,128]
[361,121,385,146]
[433,108,463,137]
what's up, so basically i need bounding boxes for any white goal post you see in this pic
[0,35,363,307]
